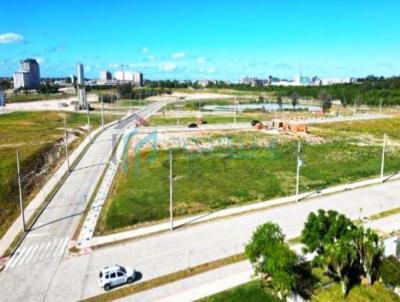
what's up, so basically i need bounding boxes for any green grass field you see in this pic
[0,111,117,239]
[7,93,72,103]
[313,283,400,302]
[98,117,400,233]
[200,281,280,302]
[200,281,399,302]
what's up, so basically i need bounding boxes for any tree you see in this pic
[245,222,297,298]
[319,91,332,113]
[291,92,299,108]
[353,227,383,286]
[301,209,355,259]
[322,237,357,295]
[277,95,283,110]
[379,256,400,290]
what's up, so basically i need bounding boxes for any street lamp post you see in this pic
[381,133,387,183]
[296,142,303,203]
[64,114,70,171]
[16,149,26,232]
[169,150,174,230]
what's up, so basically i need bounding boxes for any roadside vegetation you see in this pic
[0,111,117,238]
[98,117,400,233]
[203,211,400,301]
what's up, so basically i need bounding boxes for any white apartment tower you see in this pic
[13,59,41,89]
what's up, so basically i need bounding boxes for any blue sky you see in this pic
[0,0,399,80]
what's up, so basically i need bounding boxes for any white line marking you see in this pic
[15,245,34,267]
[9,247,26,269]
[58,237,69,256]
[54,238,67,256]
[26,232,50,238]
[47,239,62,258]
[20,243,40,266]
[37,241,52,261]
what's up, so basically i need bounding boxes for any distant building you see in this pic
[0,90,5,107]
[70,74,77,84]
[241,77,269,86]
[77,63,85,85]
[133,72,143,87]
[76,64,87,108]
[100,71,112,82]
[115,71,134,81]
[13,58,41,89]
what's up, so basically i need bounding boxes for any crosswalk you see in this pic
[4,237,69,271]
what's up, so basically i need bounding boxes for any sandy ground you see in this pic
[3,94,98,112]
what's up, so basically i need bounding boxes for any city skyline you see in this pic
[1,0,400,80]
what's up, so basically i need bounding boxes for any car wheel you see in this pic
[104,284,111,291]
[127,277,133,283]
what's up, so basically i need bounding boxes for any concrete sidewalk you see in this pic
[90,173,400,248]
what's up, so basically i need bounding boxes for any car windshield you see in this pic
[119,266,126,273]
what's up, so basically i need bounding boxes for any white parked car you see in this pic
[99,265,136,291]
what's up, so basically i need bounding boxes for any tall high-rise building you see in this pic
[100,71,112,82]
[77,63,85,85]
[13,59,41,89]
[76,63,87,108]
[133,72,143,87]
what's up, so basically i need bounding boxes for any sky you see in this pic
[0,0,399,81]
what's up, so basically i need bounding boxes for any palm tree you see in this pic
[323,238,357,295]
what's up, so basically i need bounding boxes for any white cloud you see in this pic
[207,67,216,74]
[142,47,149,53]
[196,57,206,64]
[172,51,186,59]
[36,58,45,65]
[160,63,177,71]
[148,55,155,60]
[0,33,24,44]
[109,63,120,69]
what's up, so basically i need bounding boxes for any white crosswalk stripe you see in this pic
[4,237,69,270]
[19,243,39,266]
[15,245,34,266]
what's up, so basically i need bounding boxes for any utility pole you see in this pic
[16,149,26,232]
[176,104,180,126]
[87,105,91,143]
[101,94,104,129]
[296,142,303,202]
[234,96,237,124]
[381,133,387,183]
[63,114,70,171]
[169,150,174,230]
[379,98,383,114]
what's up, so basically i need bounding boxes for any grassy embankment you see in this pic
[97,117,400,234]
[7,93,73,103]
[0,111,117,238]
[200,280,399,302]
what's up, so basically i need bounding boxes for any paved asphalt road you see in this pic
[1,178,396,301]
[0,103,163,301]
